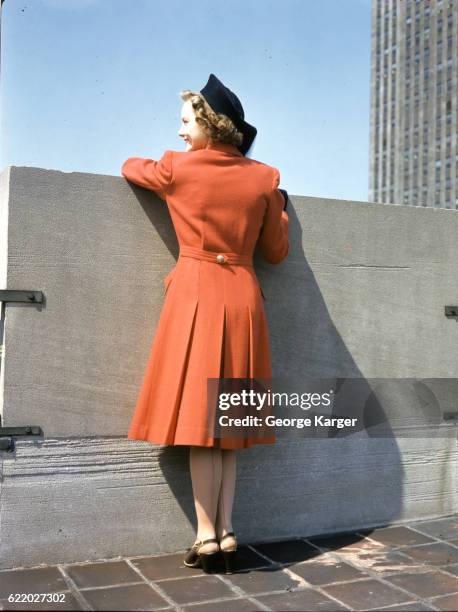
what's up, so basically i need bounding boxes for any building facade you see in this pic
[369,0,458,208]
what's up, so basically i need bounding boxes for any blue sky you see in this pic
[0,0,372,200]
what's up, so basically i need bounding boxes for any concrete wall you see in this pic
[0,165,457,569]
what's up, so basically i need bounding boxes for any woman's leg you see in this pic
[189,446,222,553]
[215,449,237,547]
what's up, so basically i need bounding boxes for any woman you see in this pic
[121,74,289,574]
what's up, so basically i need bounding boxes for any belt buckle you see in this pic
[216,254,226,264]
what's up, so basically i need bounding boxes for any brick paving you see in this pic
[2,515,458,611]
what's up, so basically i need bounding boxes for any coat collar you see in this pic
[204,141,244,157]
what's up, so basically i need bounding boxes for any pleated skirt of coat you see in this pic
[127,253,276,449]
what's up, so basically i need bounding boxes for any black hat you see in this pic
[200,74,257,156]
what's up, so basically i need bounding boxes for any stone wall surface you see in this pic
[0,166,457,569]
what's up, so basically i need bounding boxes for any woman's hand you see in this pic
[278,188,289,212]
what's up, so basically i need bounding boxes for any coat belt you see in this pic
[179,245,253,267]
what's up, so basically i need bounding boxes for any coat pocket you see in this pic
[163,269,175,296]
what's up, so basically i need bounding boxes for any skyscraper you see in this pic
[369,0,457,209]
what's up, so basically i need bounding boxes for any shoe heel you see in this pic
[199,551,220,574]
[222,549,237,574]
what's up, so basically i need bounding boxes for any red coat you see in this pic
[122,141,289,449]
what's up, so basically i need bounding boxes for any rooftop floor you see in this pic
[2,515,458,611]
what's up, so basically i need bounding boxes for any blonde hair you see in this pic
[180,90,244,148]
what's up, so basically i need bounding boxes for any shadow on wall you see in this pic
[149,199,407,544]
[123,190,453,544]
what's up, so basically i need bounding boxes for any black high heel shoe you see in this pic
[219,532,238,574]
[184,538,220,573]
[183,539,203,568]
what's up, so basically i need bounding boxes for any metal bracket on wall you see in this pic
[0,290,43,304]
[445,306,458,318]
[0,427,44,452]
[443,412,458,421]
[442,413,458,440]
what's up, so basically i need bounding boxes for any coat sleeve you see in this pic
[121,150,173,200]
[257,168,290,265]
